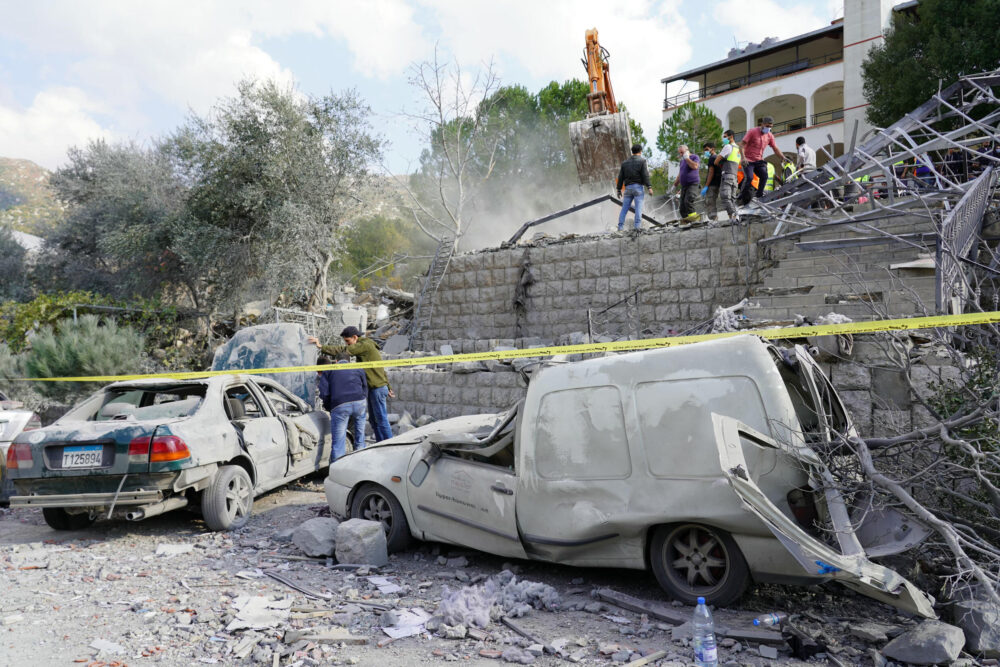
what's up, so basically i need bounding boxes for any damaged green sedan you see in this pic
[7,375,330,531]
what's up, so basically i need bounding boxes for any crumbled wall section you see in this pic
[415,223,776,349]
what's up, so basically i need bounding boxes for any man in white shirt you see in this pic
[795,137,817,175]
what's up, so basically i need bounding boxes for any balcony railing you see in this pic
[810,108,844,125]
[663,50,842,109]
[771,116,808,135]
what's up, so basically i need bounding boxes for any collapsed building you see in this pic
[378,70,1000,433]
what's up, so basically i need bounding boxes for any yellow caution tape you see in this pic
[14,311,1000,383]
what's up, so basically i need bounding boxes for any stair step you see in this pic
[753,288,937,309]
[770,249,932,269]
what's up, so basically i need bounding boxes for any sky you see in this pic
[0,0,848,173]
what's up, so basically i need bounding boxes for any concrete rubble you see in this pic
[334,518,389,567]
[292,516,340,557]
[1,491,989,665]
[951,598,1000,658]
[881,620,966,665]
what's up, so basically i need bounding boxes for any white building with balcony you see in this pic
[660,0,916,167]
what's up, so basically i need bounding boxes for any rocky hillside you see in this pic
[0,157,63,235]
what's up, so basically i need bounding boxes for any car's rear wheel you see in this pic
[649,523,749,606]
[42,507,96,531]
[202,465,254,531]
[350,483,411,552]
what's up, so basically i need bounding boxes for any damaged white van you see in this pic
[325,335,935,616]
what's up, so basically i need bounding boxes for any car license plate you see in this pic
[62,445,103,468]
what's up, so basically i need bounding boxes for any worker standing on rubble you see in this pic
[309,326,395,443]
[740,116,787,199]
[616,143,653,232]
[701,143,721,222]
[795,137,816,177]
[715,130,741,223]
[673,145,700,221]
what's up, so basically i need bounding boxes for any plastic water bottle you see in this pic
[752,612,788,627]
[692,596,718,667]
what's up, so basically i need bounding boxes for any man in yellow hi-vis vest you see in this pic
[714,129,742,222]
[763,161,777,192]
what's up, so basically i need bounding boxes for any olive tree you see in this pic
[165,79,385,312]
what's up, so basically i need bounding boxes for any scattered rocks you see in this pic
[292,517,340,557]
[882,620,965,665]
[335,518,389,566]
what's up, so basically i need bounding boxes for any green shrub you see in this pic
[0,291,113,353]
[23,315,147,403]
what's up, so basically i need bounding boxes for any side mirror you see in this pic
[409,444,441,487]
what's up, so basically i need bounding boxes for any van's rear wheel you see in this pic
[649,523,749,606]
[42,507,95,531]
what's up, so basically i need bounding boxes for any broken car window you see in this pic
[225,386,264,419]
[259,383,303,416]
[95,386,205,421]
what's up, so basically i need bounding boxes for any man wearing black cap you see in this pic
[308,326,394,443]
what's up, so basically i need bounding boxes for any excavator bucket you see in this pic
[569,110,632,186]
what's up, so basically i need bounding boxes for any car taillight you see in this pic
[149,436,190,463]
[129,436,152,463]
[6,443,33,470]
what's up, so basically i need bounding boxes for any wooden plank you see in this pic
[624,649,667,666]
[283,626,368,645]
[595,589,784,646]
[594,589,687,625]
[718,626,785,645]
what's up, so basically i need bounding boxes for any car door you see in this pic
[226,384,287,486]
[405,439,526,560]
[255,379,330,475]
[712,413,936,618]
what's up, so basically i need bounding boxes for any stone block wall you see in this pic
[416,223,775,350]
[389,335,955,437]
[390,367,528,422]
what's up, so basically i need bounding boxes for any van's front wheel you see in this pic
[649,523,749,606]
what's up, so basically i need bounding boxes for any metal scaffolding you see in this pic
[748,69,1000,314]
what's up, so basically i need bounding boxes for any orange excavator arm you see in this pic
[583,28,617,115]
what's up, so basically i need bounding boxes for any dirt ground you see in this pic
[0,476,933,666]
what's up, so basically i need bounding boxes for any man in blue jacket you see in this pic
[318,351,368,462]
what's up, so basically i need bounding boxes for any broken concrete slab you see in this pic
[335,519,389,567]
[90,638,125,655]
[155,543,194,557]
[292,517,340,557]
[226,596,292,632]
[882,620,965,665]
[283,626,368,645]
[383,335,410,355]
[453,361,488,373]
[849,622,894,643]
